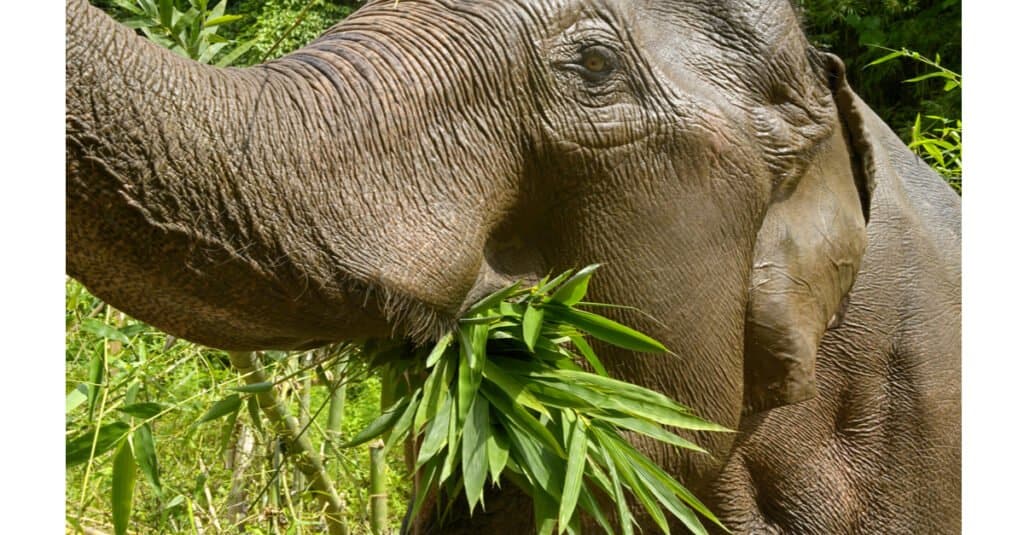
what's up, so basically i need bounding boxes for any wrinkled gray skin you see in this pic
[67,0,961,532]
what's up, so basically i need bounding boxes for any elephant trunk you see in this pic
[66,0,519,350]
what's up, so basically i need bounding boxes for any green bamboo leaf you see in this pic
[66,383,89,413]
[598,432,670,534]
[595,441,635,535]
[197,41,228,64]
[342,399,408,448]
[214,39,255,67]
[195,394,242,425]
[426,332,454,368]
[528,381,598,411]
[459,315,504,325]
[133,423,161,496]
[110,0,144,15]
[487,424,511,485]
[537,269,575,296]
[415,356,452,432]
[81,319,131,344]
[614,436,722,531]
[550,264,601,306]
[137,0,158,18]
[231,382,274,393]
[592,412,707,453]
[534,491,559,535]
[558,417,588,533]
[157,0,174,27]
[111,440,136,535]
[246,396,264,436]
[865,50,905,66]
[523,304,544,352]
[462,396,491,512]
[206,0,222,17]
[904,71,949,84]
[499,300,525,318]
[87,347,105,420]
[439,393,461,484]
[118,402,165,419]
[482,359,551,417]
[568,334,607,377]
[67,422,130,467]
[504,421,564,498]
[482,384,565,458]
[626,454,708,535]
[457,338,480,428]
[384,390,421,452]
[544,371,732,432]
[544,304,666,353]
[410,456,442,521]
[577,485,616,535]
[466,281,524,316]
[204,14,242,27]
[416,396,452,468]
[471,322,489,363]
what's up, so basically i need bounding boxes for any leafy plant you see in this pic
[107,0,254,66]
[347,266,730,535]
[220,0,358,64]
[66,277,411,533]
[868,47,962,192]
[796,0,961,143]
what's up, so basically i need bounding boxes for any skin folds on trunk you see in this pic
[66,0,519,350]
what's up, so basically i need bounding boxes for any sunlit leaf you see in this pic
[112,440,137,535]
[133,423,161,496]
[195,394,242,425]
[462,396,490,512]
[66,422,130,467]
[66,383,89,414]
[558,417,588,533]
[118,402,165,419]
[550,264,601,306]
[341,399,408,448]
[543,304,667,353]
[523,304,545,352]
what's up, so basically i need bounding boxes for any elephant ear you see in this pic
[743,51,877,414]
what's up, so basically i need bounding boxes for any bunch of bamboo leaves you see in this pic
[345,265,730,535]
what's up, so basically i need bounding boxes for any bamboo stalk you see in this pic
[228,351,349,535]
[268,438,282,535]
[369,439,388,535]
[326,358,348,441]
[293,353,312,513]
[227,420,255,528]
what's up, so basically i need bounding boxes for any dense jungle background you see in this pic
[67,1,962,534]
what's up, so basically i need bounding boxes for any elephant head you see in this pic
[67,0,878,515]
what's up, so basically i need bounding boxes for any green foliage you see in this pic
[66,279,411,533]
[868,48,962,191]
[220,0,359,64]
[352,266,729,534]
[796,0,961,143]
[105,0,255,66]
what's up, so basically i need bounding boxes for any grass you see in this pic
[65,278,412,534]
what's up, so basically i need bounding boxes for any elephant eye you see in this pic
[577,45,616,80]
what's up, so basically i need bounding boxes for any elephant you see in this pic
[66,0,961,533]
